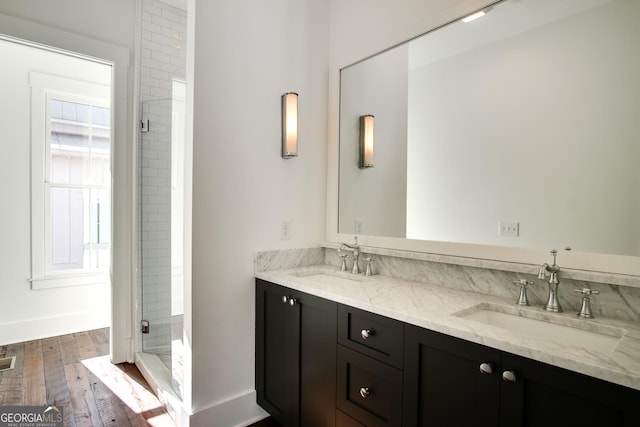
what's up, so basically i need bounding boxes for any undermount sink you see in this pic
[292,270,367,285]
[456,303,625,353]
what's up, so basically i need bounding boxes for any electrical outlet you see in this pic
[354,219,364,235]
[281,220,292,240]
[498,221,519,237]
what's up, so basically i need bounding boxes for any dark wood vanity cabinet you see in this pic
[404,324,640,427]
[255,279,337,427]
[499,352,640,427]
[257,279,640,427]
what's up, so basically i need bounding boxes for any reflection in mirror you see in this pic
[339,0,639,257]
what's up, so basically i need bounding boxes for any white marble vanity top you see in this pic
[256,265,640,391]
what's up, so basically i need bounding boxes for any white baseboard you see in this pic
[0,311,109,345]
[190,390,269,427]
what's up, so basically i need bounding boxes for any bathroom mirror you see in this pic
[338,0,639,261]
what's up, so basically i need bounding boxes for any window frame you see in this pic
[30,71,111,290]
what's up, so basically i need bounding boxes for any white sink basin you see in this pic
[456,304,624,353]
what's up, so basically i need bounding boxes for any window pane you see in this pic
[88,154,111,186]
[50,99,63,119]
[50,145,89,185]
[50,186,110,271]
[93,136,110,151]
[59,100,89,123]
[92,105,110,126]
[50,186,84,270]
[49,98,111,186]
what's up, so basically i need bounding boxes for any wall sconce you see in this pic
[281,92,298,158]
[359,115,374,168]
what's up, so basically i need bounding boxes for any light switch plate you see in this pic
[281,220,292,240]
[499,221,519,237]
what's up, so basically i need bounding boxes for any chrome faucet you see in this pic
[338,237,360,274]
[538,249,562,312]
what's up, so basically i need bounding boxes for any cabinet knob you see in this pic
[502,370,517,383]
[288,298,297,306]
[361,329,373,340]
[359,387,370,398]
[282,296,289,304]
[479,363,493,375]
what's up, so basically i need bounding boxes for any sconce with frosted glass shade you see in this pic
[359,114,374,168]
[281,92,298,158]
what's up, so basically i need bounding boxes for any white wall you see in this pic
[189,0,329,424]
[339,45,408,238]
[0,1,135,50]
[0,40,110,344]
[0,0,136,361]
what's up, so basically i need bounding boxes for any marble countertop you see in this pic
[256,265,640,391]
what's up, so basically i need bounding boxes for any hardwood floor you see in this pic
[0,328,174,426]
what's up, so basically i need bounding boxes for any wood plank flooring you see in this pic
[0,328,174,426]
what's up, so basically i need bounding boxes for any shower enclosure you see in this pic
[138,81,186,398]
[134,0,188,409]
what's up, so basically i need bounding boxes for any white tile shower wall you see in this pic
[140,0,187,102]
[138,0,186,351]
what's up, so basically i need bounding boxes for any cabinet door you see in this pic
[500,352,640,427]
[299,289,337,427]
[403,325,501,427]
[336,410,365,427]
[256,279,301,427]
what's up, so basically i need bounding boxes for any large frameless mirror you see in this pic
[338,0,639,261]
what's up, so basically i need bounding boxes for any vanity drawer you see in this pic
[338,304,404,368]
[337,345,403,427]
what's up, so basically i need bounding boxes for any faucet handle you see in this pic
[512,280,533,306]
[574,288,599,296]
[365,257,374,276]
[338,253,349,271]
[575,288,599,318]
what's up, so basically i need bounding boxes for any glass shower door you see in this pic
[139,86,185,396]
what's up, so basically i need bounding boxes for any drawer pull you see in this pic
[502,370,517,383]
[361,329,373,340]
[359,387,370,398]
[479,363,493,375]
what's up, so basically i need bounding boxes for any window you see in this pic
[30,69,112,289]
[48,97,111,272]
